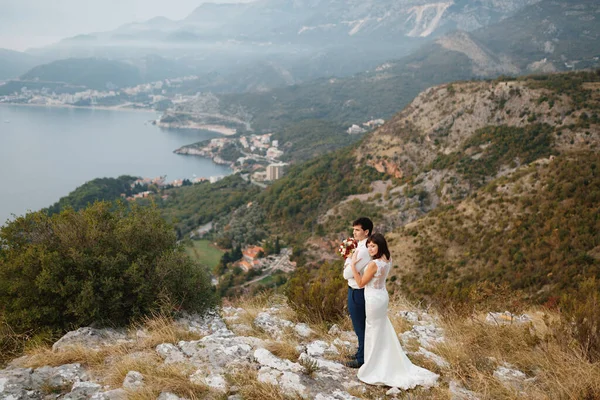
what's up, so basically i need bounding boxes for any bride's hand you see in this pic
[352,252,361,267]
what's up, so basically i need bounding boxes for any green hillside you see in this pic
[0,49,39,81]
[45,176,140,216]
[20,58,143,90]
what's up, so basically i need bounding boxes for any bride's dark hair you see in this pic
[366,233,391,260]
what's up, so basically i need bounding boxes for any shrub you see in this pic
[0,201,218,333]
[559,278,600,362]
[285,261,347,325]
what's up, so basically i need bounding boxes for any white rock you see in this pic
[295,323,314,338]
[122,371,144,391]
[306,340,329,357]
[178,334,256,373]
[332,338,353,352]
[156,343,187,364]
[449,380,480,400]
[157,392,186,400]
[52,327,130,352]
[254,312,294,339]
[493,365,530,391]
[279,370,307,397]
[178,310,227,336]
[397,311,420,323]
[63,381,102,400]
[32,364,88,388]
[90,388,128,400]
[328,324,341,335]
[418,347,450,368]
[254,348,302,373]
[401,324,445,349]
[315,389,360,400]
[257,367,281,385]
[257,367,307,396]
[204,374,228,393]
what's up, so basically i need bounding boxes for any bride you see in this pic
[349,233,439,389]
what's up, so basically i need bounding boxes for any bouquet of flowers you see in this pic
[338,237,358,259]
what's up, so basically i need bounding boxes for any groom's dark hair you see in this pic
[353,217,373,236]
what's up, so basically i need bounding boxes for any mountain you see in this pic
[23,0,541,91]
[19,58,144,90]
[161,0,600,133]
[15,56,197,91]
[182,0,542,44]
[0,49,39,81]
[155,70,600,305]
[316,70,599,302]
[450,0,600,73]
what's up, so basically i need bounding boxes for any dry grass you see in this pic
[133,312,202,349]
[17,313,214,398]
[390,314,414,336]
[105,353,216,400]
[20,313,201,371]
[22,344,123,369]
[13,291,600,400]
[326,340,355,364]
[434,309,600,399]
[224,292,293,339]
[265,339,301,362]
[0,316,30,366]
[388,294,427,336]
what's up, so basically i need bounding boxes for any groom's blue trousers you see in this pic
[348,286,366,363]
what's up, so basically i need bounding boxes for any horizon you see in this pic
[0,0,255,52]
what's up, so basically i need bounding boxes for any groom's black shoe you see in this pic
[344,359,364,369]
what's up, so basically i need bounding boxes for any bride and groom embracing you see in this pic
[342,217,438,390]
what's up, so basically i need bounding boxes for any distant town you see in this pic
[0,76,198,110]
[0,76,385,193]
[174,132,288,184]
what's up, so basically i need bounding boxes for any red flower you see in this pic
[338,237,358,259]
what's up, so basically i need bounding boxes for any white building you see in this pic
[266,147,284,159]
[266,163,285,181]
[347,124,366,134]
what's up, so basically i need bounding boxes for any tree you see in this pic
[0,201,218,333]
[274,237,281,254]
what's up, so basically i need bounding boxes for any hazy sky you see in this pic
[0,0,250,51]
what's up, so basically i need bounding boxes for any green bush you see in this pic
[0,201,218,332]
[285,260,347,325]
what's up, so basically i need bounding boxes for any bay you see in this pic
[0,105,231,225]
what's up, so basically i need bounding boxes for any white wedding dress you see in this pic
[357,258,439,389]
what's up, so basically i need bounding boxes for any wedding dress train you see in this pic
[357,258,439,389]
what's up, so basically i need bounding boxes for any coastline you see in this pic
[156,121,237,136]
[0,102,160,114]
[1,102,237,136]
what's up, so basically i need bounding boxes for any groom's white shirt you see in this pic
[343,238,371,289]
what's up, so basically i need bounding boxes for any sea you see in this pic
[0,104,232,225]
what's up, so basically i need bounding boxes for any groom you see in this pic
[343,217,373,368]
